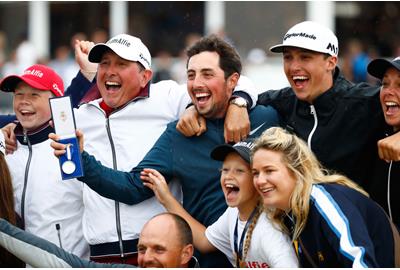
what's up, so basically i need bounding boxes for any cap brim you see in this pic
[210,144,250,164]
[367,59,400,80]
[88,43,110,63]
[0,75,49,92]
[269,44,285,53]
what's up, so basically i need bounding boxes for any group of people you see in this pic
[0,19,398,268]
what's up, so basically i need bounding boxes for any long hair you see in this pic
[0,153,23,267]
[0,154,15,224]
[251,127,367,241]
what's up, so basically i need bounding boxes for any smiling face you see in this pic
[220,152,259,218]
[252,148,297,211]
[13,82,53,131]
[282,47,337,103]
[97,50,152,108]
[380,67,400,131]
[137,215,191,268]
[187,51,238,119]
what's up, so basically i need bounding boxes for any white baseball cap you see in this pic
[89,34,152,70]
[0,131,6,156]
[270,21,339,57]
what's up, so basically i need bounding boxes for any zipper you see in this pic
[55,223,63,249]
[20,132,33,229]
[105,118,124,258]
[387,161,393,221]
[307,105,318,150]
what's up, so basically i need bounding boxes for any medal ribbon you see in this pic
[233,206,259,267]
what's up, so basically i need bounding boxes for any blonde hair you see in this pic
[251,127,367,241]
[241,201,263,266]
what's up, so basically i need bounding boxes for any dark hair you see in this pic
[154,213,193,246]
[186,34,242,79]
[0,153,24,267]
[0,154,15,225]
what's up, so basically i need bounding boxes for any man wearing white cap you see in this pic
[50,33,259,266]
[257,20,388,195]
[0,64,89,264]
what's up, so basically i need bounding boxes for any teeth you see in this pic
[106,81,120,86]
[225,184,235,188]
[195,92,210,98]
[386,101,399,107]
[293,76,307,80]
[21,110,32,114]
[261,187,273,193]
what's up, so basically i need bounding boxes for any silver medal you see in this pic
[62,144,76,174]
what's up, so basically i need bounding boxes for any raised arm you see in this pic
[64,40,98,108]
[140,168,216,253]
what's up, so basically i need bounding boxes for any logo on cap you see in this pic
[326,43,338,55]
[234,141,255,150]
[284,32,316,41]
[24,69,44,78]
[108,38,131,48]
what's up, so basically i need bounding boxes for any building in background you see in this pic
[0,1,399,111]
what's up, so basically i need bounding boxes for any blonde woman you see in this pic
[141,140,298,268]
[251,127,398,268]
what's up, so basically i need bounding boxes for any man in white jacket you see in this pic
[0,64,89,263]
[52,33,258,265]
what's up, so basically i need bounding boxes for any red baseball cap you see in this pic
[0,64,64,96]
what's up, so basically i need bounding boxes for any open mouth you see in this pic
[19,110,35,117]
[385,101,400,115]
[225,183,240,201]
[105,81,121,91]
[292,75,309,88]
[194,91,211,106]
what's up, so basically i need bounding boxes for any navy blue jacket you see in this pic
[287,184,396,267]
[78,105,279,267]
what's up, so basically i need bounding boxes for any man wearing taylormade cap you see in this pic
[257,20,391,215]
[0,64,89,264]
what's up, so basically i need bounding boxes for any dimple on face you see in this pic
[13,82,53,131]
[380,67,400,131]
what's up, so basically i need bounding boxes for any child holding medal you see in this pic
[0,64,88,263]
[140,140,298,267]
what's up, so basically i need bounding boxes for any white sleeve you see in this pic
[166,81,191,118]
[258,214,299,268]
[205,208,235,266]
[234,75,258,108]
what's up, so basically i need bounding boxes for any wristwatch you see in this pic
[229,97,248,108]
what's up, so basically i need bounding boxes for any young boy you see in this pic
[0,64,88,261]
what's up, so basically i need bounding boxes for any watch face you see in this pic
[233,97,247,107]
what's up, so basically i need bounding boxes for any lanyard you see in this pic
[233,206,259,267]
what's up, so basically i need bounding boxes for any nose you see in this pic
[141,249,155,265]
[253,172,267,188]
[192,74,205,89]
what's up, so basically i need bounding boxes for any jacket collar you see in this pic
[295,67,348,122]
[15,121,54,145]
